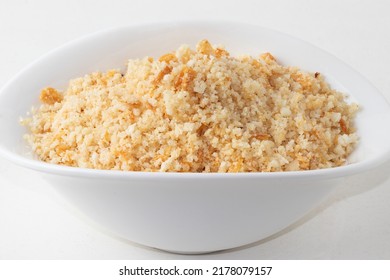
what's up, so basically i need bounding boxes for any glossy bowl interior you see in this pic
[1,21,390,253]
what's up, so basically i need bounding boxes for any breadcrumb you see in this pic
[21,40,359,172]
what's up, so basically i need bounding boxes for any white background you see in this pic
[1,0,390,259]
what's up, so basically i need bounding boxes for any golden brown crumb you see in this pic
[197,39,214,56]
[159,53,178,63]
[215,48,229,58]
[260,52,276,63]
[39,87,63,105]
[22,40,358,172]
[153,65,172,85]
[252,134,272,141]
[174,66,196,91]
[339,119,348,134]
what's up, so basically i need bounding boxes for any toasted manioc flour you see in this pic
[21,40,358,172]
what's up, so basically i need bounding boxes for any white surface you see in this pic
[2,21,389,254]
[0,0,390,259]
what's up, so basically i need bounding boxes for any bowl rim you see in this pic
[1,20,390,181]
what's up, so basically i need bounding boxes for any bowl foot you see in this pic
[154,248,223,255]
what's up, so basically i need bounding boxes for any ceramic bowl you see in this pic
[1,21,390,253]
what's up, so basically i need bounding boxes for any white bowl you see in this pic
[1,21,390,253]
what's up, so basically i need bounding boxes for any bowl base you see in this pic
[154,248,222,255]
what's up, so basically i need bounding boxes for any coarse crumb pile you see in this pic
[21,40,358,172]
